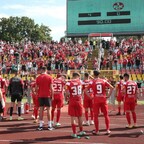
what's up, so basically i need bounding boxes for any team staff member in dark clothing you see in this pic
[9,70,24,120]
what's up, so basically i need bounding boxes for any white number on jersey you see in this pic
[127,85,136,95]
[71,85,82,96]
[53,83,62,92]
[96,84,102,94]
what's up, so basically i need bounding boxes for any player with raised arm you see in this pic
[123,73,138,128]
[51,75,66,127]
[82,72,94,126]
[66,72,86,138]
[85,70,114,135]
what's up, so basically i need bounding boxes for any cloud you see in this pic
[1,1,66,41]
[2,4,66,21]
[0,13,9,18]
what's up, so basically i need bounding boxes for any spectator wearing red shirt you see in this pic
[36,66,54,131]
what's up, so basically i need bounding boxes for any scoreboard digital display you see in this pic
[67,0,144,37]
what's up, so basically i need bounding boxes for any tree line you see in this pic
[0,16,52,43]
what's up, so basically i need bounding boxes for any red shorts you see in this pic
[52,98,63,108]
[117,95,124,102]
[124,101,136,111]
[32,95,39,107]
[93,102,108,116]
[68,100,83,117]
[83,98,93,109]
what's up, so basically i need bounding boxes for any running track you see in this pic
[0,104,144,144]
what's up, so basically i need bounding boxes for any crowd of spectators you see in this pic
[98,38,144,73]
[0,39,93,78]
[0,37,144,81]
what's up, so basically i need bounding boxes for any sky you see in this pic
[0,0,66,41]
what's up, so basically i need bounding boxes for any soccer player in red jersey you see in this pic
[35,66,54,131]
[0,88,5,120]
[86,70,114,135]
[0,74,8,118]
[123,73,138,128]
[82,72,94,126]
[66,72,86,138]
[115,75,125,115]
[31,78,39,123]
[51,75,66,127]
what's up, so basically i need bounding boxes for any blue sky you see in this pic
[0,0,66,41]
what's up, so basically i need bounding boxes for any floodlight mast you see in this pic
[88,33,113,70]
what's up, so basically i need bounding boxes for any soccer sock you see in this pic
[85,110,89,121]
[39,120,43,127]
[132,112,136,124]
[72,124,76,134]
[118,106,121,113]
[56,110,61,123]
[18,107,21,116]
[126,112,131,125]
[3,107,6,116]
[34,107,38,119]
[104,115,110,130]
[90,109,93,120]
[10,107,13,116]
[48,121,52,127]
[51,109,55,121]
[79,126,83,132]
[94,116,99,132]
[123,103,126,113]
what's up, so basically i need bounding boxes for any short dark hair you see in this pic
[93,70,100,76]
[123,73,129,78]
[72,72,80,78]
[41,66,47,71]
[119,75,123,79]
[84,72,89,78]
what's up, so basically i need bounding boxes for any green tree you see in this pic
[0,16,52,42]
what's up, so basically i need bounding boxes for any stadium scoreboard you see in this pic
[67,0,144,37]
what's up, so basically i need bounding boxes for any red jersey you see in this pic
[36,73,53,98]
[53,78,65,99]
[30,81,36,96]
[89,78,111,103]
[66,79,82,101]
[123,80,138,102]
[82,80,93,100]
[116,80,124,97]
[0,76,7,93]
